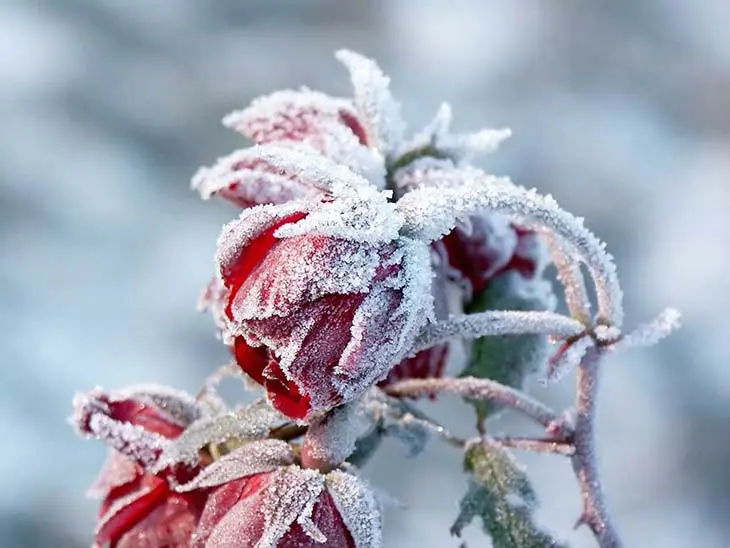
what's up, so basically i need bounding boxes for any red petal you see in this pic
[232,336,269,386]
[338,109,368,146]
[193,474,271,548]
[103,399,184,439]
[116,492,204,548]
[381,344,449,387]
[278,490,355,548]
[221,212,307,320]
[263,360,311,420]
[95,475,169,546]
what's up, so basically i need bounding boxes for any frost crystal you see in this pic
[336,49,405,155]
[192,145,325,207]
[258,467,326,547]
[326,470,382,548]
[397,102,511,166]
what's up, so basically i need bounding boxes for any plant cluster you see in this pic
[72,50,678,548]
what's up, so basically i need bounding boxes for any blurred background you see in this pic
[2,1,728,546]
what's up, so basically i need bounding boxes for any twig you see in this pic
[412,310,586,355]
[570,347,622,547]
[383,377,559,428]
[545,232,592,325]
[488,435,575,456]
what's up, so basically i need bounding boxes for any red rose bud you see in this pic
[223,89,368,148]
[178,440,381,548]
[193,90,376,208]
[73,387,207,548]
[442,215,546,297]
[216,202,431,420]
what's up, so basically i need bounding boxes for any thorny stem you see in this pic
[383,377,560,428]
[487,435,575,456]
[411,310,586,356]
[545,232,592,325]
[570,347,622,547]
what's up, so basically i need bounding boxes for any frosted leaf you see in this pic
[326,470,382,548]
[336,49,405,155]
[152,400,284,471]
[273,190,403,245]
[254,143,377,197]
[358,390,432,458]
[72,391,167,470]
[458,272,554,419]
[192,146,325,207]
[176,439,294,492]
[87,450,139,499]
[258,467,326,547]
[543,335,594,384]
[396,102,511,168]
[382,411,431,458]
[334,238,433,401]
[451,440,563,548]
[396,166,623,327]
[612,308,681,351]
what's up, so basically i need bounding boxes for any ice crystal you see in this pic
[191,145,325,207]
[335,49,405,155]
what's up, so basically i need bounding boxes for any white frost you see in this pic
[336,49,405,155]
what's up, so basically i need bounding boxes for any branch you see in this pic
[488,435,575,456]
[383,377,559,428]
[570,347,622,547]
[412,310,586,355]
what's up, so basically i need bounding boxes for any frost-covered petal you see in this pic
[217,203,309,319]
[229,235,383,322]
[222,89,365,146]
[87,450,140,500]
[336,49,405,155]
[222,90,386,188]
[325,471,382,548]
[192,146,325,207]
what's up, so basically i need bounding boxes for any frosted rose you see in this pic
[74,388,207,548]
[442,216,544,296]
[216,203,430,420]
[182,440,381,548]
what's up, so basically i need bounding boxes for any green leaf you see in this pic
[451,440,565,548]
[460,272,553,419]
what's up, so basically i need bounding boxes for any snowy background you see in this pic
[2,1,729,546]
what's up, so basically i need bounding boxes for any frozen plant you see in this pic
[72,50,679,548]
